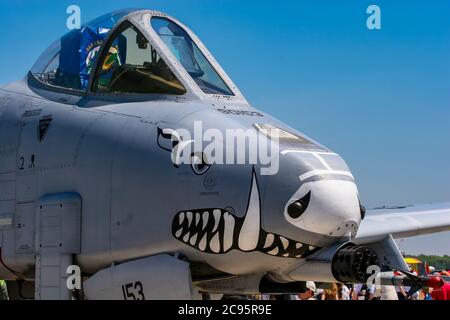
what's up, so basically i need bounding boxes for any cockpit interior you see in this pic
[30,9,237,99]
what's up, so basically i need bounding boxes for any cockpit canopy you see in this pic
[30,9,240,100]
[31,9,134,92]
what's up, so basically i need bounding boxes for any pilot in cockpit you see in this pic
[30,10,235,97]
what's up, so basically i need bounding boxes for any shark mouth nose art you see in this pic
[172,170,320,258]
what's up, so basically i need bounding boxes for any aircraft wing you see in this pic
[355,202,450,243]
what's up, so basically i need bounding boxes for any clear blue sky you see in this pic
[1,0,449,255]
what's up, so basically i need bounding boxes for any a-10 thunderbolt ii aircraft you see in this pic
[0,9,449,300]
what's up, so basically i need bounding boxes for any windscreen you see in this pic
[151,17,234,96]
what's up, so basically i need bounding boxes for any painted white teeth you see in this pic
[280,236,289,250]
[202,212,209,230]
[173,166,323,259]
[264,234,274,248]
[190,233,198,245]
[212,209,221,233]
[210,232,220,253]
[199,234,207,251]
[177,205,313,259]
[179,212,185,225]
[223,212,235,252]
[174,171,319,259]
[195,212,200,226]
[186,211,193,227]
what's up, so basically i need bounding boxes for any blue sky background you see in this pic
[0,0,449,255]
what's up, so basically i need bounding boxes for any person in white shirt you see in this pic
[338,283,350,300]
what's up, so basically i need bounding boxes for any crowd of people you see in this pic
[0,270,449,300]
[244,270,450,301]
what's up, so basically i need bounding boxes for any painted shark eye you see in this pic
[287,191,311,219]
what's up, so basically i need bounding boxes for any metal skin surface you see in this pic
[0,10,449,298]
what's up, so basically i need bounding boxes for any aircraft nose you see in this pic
[284,180,362,237]
[281,151,363,237]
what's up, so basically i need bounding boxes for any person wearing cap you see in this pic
[298,281,316,300]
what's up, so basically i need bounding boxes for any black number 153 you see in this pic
[122,281,145,300]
